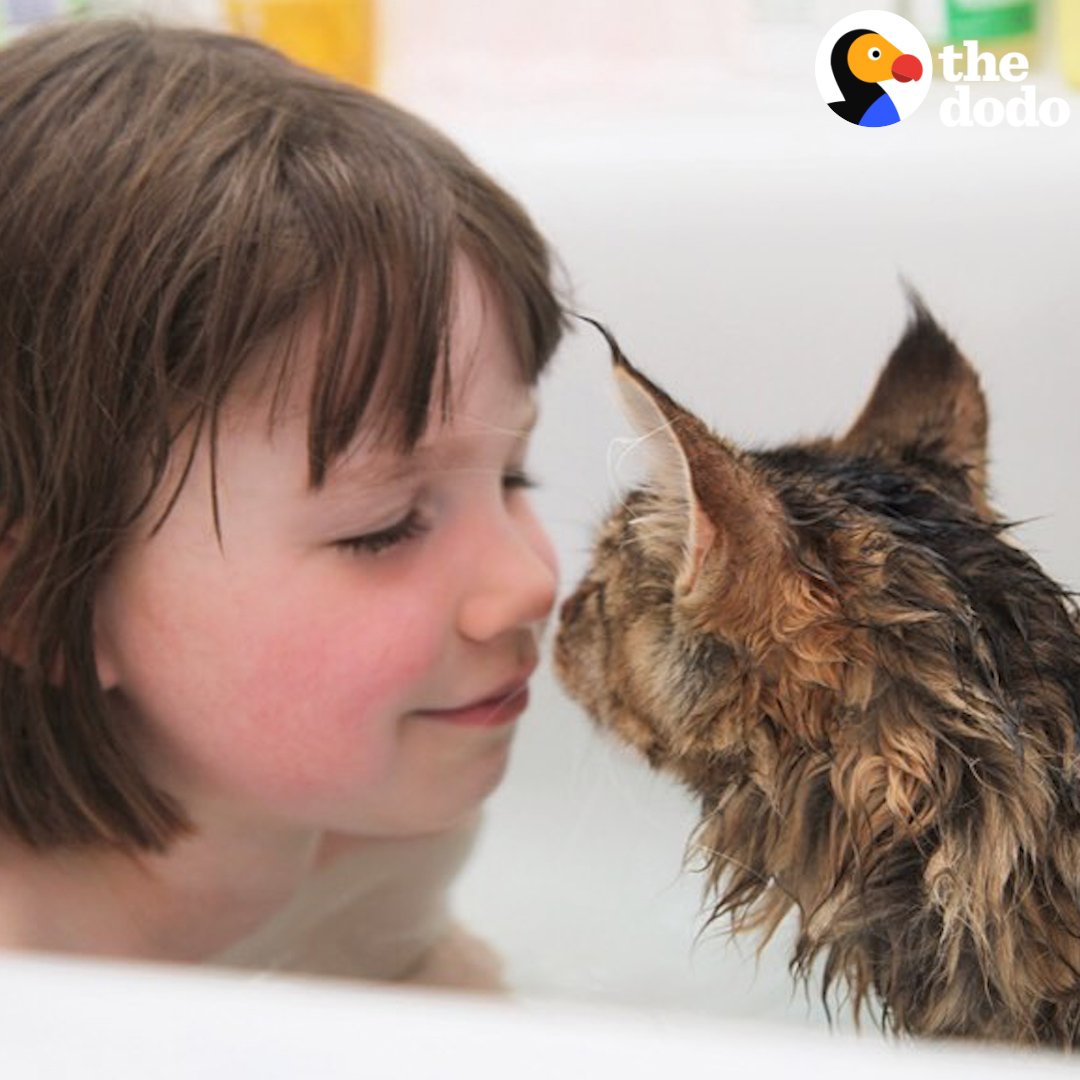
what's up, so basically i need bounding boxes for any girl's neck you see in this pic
[0,820,324,963]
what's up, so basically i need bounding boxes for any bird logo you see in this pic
[816,12,933,128]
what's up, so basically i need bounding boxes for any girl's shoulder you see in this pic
[213,815,483,981]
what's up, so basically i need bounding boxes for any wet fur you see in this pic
[554,305,1080,1046]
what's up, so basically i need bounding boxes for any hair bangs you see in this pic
[251,91,564,489]
[294,166,460,487]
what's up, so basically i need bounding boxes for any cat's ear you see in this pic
[838,294,990,514]
[612,363,715,594]
[611,354,783,600]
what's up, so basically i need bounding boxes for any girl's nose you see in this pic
[457,512,558,644]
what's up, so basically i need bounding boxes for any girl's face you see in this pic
[93,263,557,839]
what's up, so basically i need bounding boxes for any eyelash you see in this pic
[337,469,539,556]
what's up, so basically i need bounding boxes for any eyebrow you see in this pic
[322,401,540,491]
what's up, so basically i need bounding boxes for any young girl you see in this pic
[0,19,564,986]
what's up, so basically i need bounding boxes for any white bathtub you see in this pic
[3,948,1077,1077]
[4,73,1079,1074]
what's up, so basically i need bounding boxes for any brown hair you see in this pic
[0,18,565,852]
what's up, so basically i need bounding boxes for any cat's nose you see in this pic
[559,580,601,626]
[559,589,585,624]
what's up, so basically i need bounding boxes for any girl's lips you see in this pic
[415,677,533,728]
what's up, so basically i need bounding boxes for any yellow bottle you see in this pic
[225,0,377,89]
[1060,0,1080,87]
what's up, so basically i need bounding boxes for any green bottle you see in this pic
[944,1,1038,64]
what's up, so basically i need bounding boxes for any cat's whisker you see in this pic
[604,436,636,498]
[605,421,678,501]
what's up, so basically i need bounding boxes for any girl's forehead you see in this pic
[213,251,539,500]
[246,254,515,410]
[324,393,539,490]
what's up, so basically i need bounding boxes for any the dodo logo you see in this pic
[816,11,933,127]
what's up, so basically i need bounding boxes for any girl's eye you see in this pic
[336,471,537,556]
[336,509,428,556]
[503,468,539,493]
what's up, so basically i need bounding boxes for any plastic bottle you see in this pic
[225,0,377,88]
[950,0,1037,58]
[1060,0,1080,87]
[908,1,1039,62]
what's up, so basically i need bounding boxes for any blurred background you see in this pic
[3,0,1079,1041]
[3,2,1079,95]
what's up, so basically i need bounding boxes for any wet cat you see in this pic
[555,304,1080,1046]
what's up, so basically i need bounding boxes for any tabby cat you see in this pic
[555,304,1080,1046]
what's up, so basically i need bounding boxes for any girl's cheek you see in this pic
[248,587,447,709]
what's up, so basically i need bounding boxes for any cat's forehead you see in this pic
[754,441,970,514]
